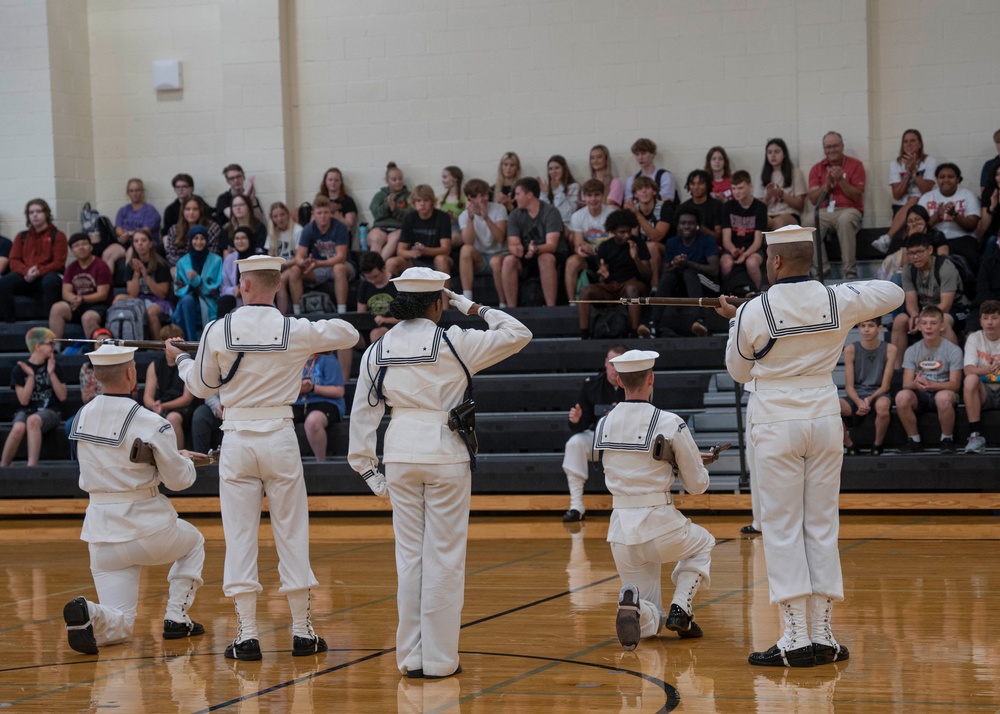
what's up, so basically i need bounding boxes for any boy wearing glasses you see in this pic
[1,327,66,467]
[214,163,264,225]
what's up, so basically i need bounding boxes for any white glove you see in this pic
[443,288,475,315]
[362,469,389,498]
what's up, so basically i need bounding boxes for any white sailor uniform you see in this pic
[349,306,531,677]
[176,306,358,622]
[726,279,902,606]
[598,401,715,639]
[70,394,204,645]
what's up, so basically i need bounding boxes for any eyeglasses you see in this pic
[906,249,930,257]
[174,184,192,190]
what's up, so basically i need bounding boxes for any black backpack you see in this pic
[591,308,629,339]
[909,254,976,304]
[298,202,313,227]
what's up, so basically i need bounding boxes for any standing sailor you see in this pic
[167,255,359,661]
[716,225,903,667]
[63,344,207,654]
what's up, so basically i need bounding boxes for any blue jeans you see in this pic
[173,294,202,341]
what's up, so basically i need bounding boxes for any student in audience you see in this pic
[268,201,302,315]
[807,131,866,279]
[678,170,724,244]
[503,177,566,307]
[214,163,263,226]
[588,144,624,207]
[226,194,267,254]
[0,199,67,323]
[706,146,733,202]
[293,352,345,463]
[721,171,768,293]
[164,197,223,272]
[625,177,671,276]
[492,152,521,211]
[0,232,10,276]
[368,162,411,260]
[191,394,223,455]
[49,233,112,340]
[962,300,1000,454]
[438,165,465,242]
[755,138,807,231]
[173,226,224,341]
[1,327,66,467]
[104,179,162,272]
[978,163,1000,257]
[118,227,172,339]
[539,155,581,224]
[576,209,651,339]
[458,179,508,302]
[624,138,674,202]
[292,195,353,313]
[317,167,358,232]
[978,128,1000,194]
[218,227,262,317]
[356,252,399,344]
[162,174,202,236]
[386,184,453,280]
[840,319,896,456]
[566,179,615,299]
[144,324,194,450]
[918,163,982,272]
[895,306,963,453]
[873,130,937,252]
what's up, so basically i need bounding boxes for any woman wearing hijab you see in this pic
[217,226,263,317]
[173,225,224,340]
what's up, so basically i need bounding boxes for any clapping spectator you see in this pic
[117,228,172,338]
[807,131,866,278]
[624,177,671,277]
[1,328,66,467]
[755,138,807,231]
[214,163,263,226]
[539,155,581,224]
[173,226,223,340]
[0,199,67,323]
[368,162,411,260]
[918,163,981,271]
[49,233,112,340]
[874,130,937,251]
[492,152,521,211]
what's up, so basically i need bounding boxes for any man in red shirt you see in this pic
[49,233,113,339]
[1,199,68,322]
[808,132,866,279]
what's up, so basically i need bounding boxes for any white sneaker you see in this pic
[965,434,986,454]
[871,234,891,254]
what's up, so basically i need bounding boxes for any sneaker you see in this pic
[562,508,585,523]
[871,444,884,456]
[813,642,850,665]
[424,665,462,679]
[691,320,709,337]
[740,524,761,536]
[225,638,262,661]
[871,233,892,254]
[63,597,98,655]
[163,619,206,640]
[939,439,956,454]
[749,643,815,667]
[615,584,641,651]
[292,635,328,657]
[664,603,703,639]
[965,434,986,454]
[636,324,651,339]
[897,439,923,453]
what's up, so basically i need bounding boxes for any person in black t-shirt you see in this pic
[340,251,401,381]
[678,170,725,244]
[2,327,67,467]
[721,171,768,292]
[385,184,453,281]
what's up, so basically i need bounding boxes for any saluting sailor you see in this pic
[715,224,903,667]
[348,267,531,679]
[598,349,716,651]
[166,254,359,661]
[63,344,207,655]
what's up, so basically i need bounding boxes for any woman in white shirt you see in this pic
[877,129,937,250]
[268,201,303,314]
[539,155,581,223]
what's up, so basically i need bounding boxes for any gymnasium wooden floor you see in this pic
[0,513,998,712]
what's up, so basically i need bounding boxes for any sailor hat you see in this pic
[610,349,659,373]
[763,224,815,245]
[236,255,285,272]
[390,267,450,293]
[89,344,137,366]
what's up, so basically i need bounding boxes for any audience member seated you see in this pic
[755,138,807,231]
[502,177,565,307]
[678,170,724,244]
[173,226,223,341]
[1,327,66,468]
[49,233,112,340]
[588,144,624,207]
[386,184,453,280]
[895,306,963,453]
[0,232,11,275]
[458,179,508,303]
[918,163,981,271]
[226,193,267,254]
[624,137,675,202]
[839,318,895,455]
[317,167,358,233]
[721,171,767,293]
[962,300,1000,454]
[214,163,264,226]
[163,197,223,272]
[491,152,521,212]
[539,155,580,224]
[973,247,1000,316]
[103,178,161,271]
[115,228,172,339]
[892,233,966,367]
[267,201,302,315]
[290,195,353,314]
[576,210,650,339]
[143,324,194,450]
[162,173,202,236]
[978,162,1000,257]
[706,146,733,202]
[437,165,465,243]
[217,227,262,318]
[565,179,614,299]
[367,162,411,260]
[807,131,866,279]
[192,393,223,455]
[874,129,937,252]
[1,199,67,322]
[624,177,671,281]
[356,252,399,343]
[293,352,345,463]
[979,128,1000,193]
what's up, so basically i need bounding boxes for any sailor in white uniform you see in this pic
[348,267,531,679]
[167,255,359,661]
[598,350,716,651]
[716,225,903,667]
[63,344,206,655]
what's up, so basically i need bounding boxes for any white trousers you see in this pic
[219,427,318,597]
[746,393,761,529]
[610,519,715,639]
[88,519,204,645]
[751,413,845,604]
[562,430,596,512]
[387,460,471,678]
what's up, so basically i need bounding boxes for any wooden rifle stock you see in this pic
[54,338,200,352]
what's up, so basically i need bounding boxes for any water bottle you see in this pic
[358,223,369,252]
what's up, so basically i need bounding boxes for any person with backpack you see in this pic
[0,199,68,323]
[891,232,969,368]
[623,138,675,203]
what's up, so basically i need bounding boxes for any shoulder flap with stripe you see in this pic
[69,396,142,447]
[595,403,661,452]
[373,326,445,366]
